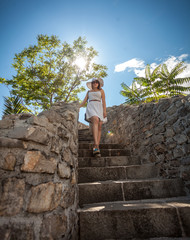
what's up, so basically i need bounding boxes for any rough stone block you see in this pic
[158,99,171,112]
[27,115,48,126]
[154,125,165,134]
[61,109,77,121]
[181,157,190,166]
[174,134,188,145]
[58,162,71,179]
[27,115,56,133]
[152,134,164,144]
[182,168,190,181]
[185,143,190,153]
[173,147,186,158]
[145,130,153,138]
[165,128,175,138]
[57,126,69,139]
[8,126,49,145]
[173,123,185,134]
[0,119,13,129]
[154,143,167,153]
[60,185,75,208]
[165,114,178,126]
[51,136,63,154]
[27,182,62,213]
[167,104,178,116]
[0,178,25,216]
[62,148,73,165]
[39,110,63,123]
[168,141,177,150]
[0,223,34,240]
[71,171,77,185]
[0,152,16,170]
[0,137,24,148]
[21,151,57,173]
[40,214,67,239]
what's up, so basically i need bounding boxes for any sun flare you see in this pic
[74,57,86,70]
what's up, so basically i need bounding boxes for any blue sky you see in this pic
[0,0,190,123]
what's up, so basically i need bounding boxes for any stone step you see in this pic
[78,197,190,240]
[78,129,92,137]
[79,178,185,206]
[78,164,159,183]
[78,149,130,157]
[79,143,126,149]
[78,156,140,168]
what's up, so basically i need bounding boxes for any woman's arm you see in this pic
[79,91,88,108]
[101,89,107,118]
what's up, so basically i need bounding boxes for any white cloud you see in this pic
[164,54,190,79]
[178,54,188,61]
[114,58,145,72]
[115,53,190,91]
[115,54,190,78]
[134,68,145,77]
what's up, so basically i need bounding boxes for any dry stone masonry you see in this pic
[102,95,190,194]
[0,101,79,240]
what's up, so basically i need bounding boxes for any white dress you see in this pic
[85,91,107,123]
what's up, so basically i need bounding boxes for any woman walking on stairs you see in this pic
[79,78,107,156]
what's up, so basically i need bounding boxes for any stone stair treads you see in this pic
[78,129,93,142]
[78,148,131,157]
[78,164,159,183]
[78,156,140,168]
[79,143,126,149]
[79,178,186,206]
[77,133,190,239]
[78,197,190,240]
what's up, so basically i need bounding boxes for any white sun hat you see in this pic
[86,77,104,90]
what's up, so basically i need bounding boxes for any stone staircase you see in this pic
[77,129,190,240]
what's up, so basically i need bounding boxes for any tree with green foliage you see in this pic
[120,61,190,104]
[0,35,108,111]
[3,95,31,115]
[157,62,190,97]
[120,81,145,104]
[134,64,161,101]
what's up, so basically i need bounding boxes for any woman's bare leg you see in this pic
[90,116,99,148]
[97,121,103,148]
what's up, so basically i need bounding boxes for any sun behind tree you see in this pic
[0,35,108,112]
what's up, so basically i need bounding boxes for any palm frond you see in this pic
[145,64,151,79]
[3,95,31,115]
[152,64,161,76]
[162,64,169,76]
[173,77,190,85]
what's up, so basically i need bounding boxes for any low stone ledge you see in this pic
[0,101,79,239]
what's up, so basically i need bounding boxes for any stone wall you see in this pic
[102,95,190,194]
[0,102,79,240]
